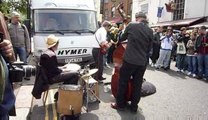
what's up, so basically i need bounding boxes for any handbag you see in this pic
[177,42,186,54]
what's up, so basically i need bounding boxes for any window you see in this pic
[173,0,185,20]
[34,10,97,32]
[141,4,148,14]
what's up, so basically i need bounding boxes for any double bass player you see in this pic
[111,12,153,113]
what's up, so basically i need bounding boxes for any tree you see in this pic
[0,0,28,19]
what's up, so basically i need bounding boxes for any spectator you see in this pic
[176,27,189,73]
[150,26,163,67]
[195,26,208,81]
[155,27,174,70]
[0,11,16,120]
[186,32,197,77]
[8,11,30,63]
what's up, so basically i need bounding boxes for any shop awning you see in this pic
[189,21,208,28]
[151,17,204,27]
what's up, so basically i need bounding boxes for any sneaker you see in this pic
[104,63,111,69]
[192,74,196,78]
[196,76,203,80]
[24,77,30,81]
[187,72,192,76]
[176,68,181,72]
[203,78,208,81]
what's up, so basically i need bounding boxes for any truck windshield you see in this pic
[34,9,97,33]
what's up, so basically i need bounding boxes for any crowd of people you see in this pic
[149,25,208,81]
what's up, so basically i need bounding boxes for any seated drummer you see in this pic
[39,34,79,85]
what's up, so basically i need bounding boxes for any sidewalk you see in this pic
[10,79,34,120]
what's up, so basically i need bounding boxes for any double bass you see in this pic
[111,42,133,101]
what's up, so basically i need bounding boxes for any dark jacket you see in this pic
[120,21,153,66]
[177,33,190,50]
[39,49,62,80]
[31,65,49,99]
[195,33,208,54]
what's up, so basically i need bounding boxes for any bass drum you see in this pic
[57,85,83,115]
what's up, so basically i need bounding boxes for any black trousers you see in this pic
[0,114,9,120]
[51,72,79,85]
[116,60,146,109]
[92,48,104,80]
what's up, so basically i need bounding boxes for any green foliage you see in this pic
[0,0,28,18]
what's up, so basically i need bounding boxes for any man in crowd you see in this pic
[195,26,208,81]
[150,26,163,67]
[0,11,16,120]
[175,27,189,73]
[155,27,174,70]
[8,11,30,63]
[111,12,153,113]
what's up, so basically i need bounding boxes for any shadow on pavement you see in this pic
[79,113,99,120]
[146,65,186,80]
[117,109,146,120]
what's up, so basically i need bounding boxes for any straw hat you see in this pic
[46,34,59,48]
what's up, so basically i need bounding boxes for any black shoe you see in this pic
[111,103,125,111]
[163,67,169,71]
[98,77,106,81]
[129,107,138,114]
[24,77,30,81]
[196,76,203,80]
[54,92,59,102]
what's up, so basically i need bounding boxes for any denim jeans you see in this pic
[197,54,208,79]
[176,54,186,70]
[187,55,197,74]
[13,47,27,63]
[0,114,9,120]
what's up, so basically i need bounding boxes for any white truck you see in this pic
[29,0,99,65]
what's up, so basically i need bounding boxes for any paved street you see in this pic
[11,62,208,120]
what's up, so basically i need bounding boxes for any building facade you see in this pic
[132,0,208,27]
[101,0,132,23]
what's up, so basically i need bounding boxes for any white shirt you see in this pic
[95,27,107,44]
[160,35,174,50]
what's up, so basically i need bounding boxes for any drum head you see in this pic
[65,63,81,72]
[59,85,82,91]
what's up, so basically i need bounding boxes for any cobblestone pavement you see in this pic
[12,62,208,120]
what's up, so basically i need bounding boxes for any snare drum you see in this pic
[57,85,83,115]
[65,63,81,72]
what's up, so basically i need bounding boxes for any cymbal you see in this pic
[81,69,98,77]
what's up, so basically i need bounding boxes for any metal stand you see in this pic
[81,72,100,112]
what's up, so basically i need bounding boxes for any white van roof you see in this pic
[31,0,95,11]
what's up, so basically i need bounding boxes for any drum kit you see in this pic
[57,63,100,116]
